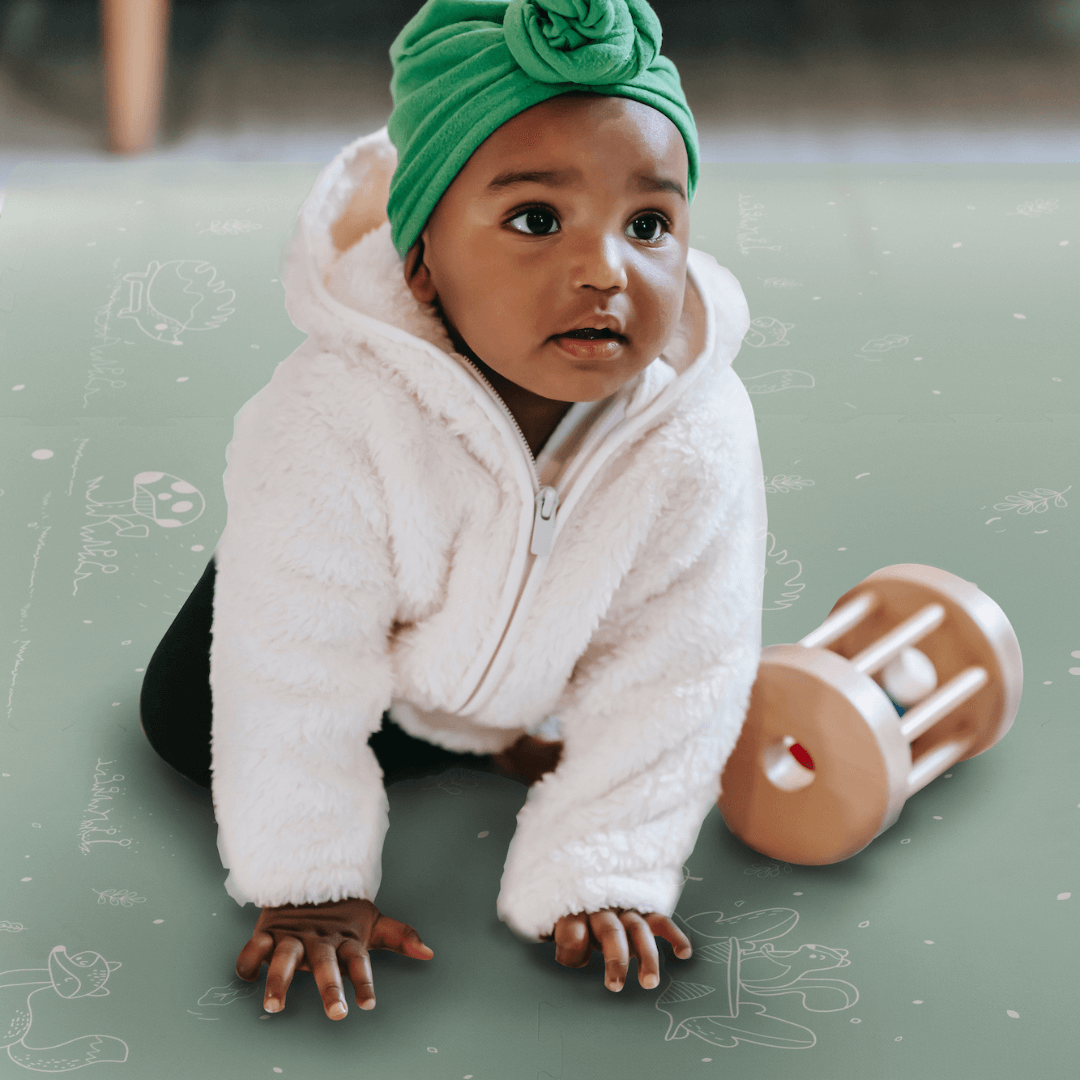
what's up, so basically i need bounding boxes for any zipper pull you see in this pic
[530,485,559,556]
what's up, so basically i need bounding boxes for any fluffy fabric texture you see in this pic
[386,0,699,258]
[211,124,768,942]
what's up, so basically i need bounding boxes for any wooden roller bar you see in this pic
[898,666,989,743]
[849,603,946,677]
[797,591,878,650]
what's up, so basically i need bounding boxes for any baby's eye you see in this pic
[627,214,668,241]
[508,207,559,236]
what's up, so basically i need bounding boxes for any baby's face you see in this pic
[405,93,689,403]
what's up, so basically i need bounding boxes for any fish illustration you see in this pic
[743,317,794,348]
[119,259,235,345]
[0,945,128,1071]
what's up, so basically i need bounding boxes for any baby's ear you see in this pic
[403,237,437,303]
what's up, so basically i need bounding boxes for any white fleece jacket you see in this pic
[210,125,768,942]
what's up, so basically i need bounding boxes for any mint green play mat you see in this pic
[0,158,1077,1078]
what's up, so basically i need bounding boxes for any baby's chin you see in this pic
[526,355,648,403]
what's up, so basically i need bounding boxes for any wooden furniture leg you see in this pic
[101,0,171,154]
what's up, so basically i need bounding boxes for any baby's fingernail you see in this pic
[608,980,623,992]
[643,974,659,989]
[360,999,376,1011]
[678,947,692,959]
[264,998,280,1012]
[329,1000,347,1019]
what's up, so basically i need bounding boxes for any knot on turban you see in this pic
[385,0,698,260]
[503,0,661,85]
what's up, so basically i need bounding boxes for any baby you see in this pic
[179,0,766,1023]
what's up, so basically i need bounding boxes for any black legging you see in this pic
[139,557,496,789]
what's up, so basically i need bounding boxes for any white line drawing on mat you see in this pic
[196,979,261,1008]
[992,486,1070,516]
[743,318,794,349]
[91,890,145,908]
[736,195,781,255]
[66,440,91,499]
[8,639,32,723]
[8,491,52,721]
[744,862,793,878]
[762,533,805,613]
[761,278,803,288]
[0,944,128,1071]
[739,369,814,395]
[84,276,128,410]
[1009,199,1059,217]
[197,220,264,236]
[856,334,910,360]
[118,260,236,345]
[763,474,815,495]
[657,907,858,1051]
[84,472,206,532]
[74,472,206,594]
[0,922,26,933]
[77,760,132,855]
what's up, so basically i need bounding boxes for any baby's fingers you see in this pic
[339,941,376,1011]
[553,913,591,969]
[619,911,660,989]
[645,913,692,960]
[308,939,349,1020]
[236,930,275,982]
[263,936,304,1013]
[589,911,629,992]
[369,915,434,960]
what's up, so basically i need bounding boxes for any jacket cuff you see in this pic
[496,860,682,942]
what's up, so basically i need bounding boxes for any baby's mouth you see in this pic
[557,328,624,341]
[552,326,627,360]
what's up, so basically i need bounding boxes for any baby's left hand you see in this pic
[543,909,692,992]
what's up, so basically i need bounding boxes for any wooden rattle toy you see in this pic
[717,564,1023,865]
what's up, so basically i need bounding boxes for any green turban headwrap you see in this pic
[386,0,699,260]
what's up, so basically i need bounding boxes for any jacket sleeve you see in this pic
[496,366,768,942]
[210,344,397,909]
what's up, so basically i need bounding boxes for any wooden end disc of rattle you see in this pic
[718,564,1023,865]
[718,643,911,865]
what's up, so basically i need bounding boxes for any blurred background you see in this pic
[1,0,1079,212]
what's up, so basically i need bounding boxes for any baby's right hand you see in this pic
[235,897,433,1020]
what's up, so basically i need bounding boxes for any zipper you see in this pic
[450,353,634,717]
[455,354,560,557]
[447,352,566,714]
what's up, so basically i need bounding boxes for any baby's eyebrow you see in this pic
[486,168,685,201]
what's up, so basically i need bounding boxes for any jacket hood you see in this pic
[279,126,749,410]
